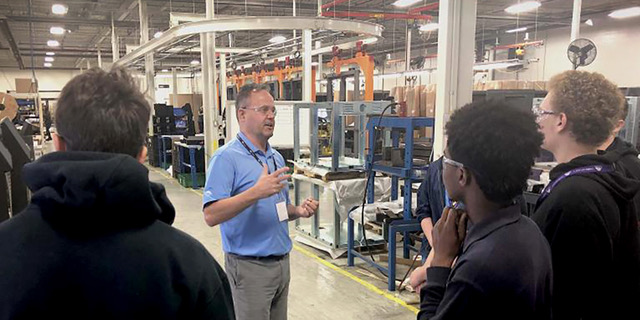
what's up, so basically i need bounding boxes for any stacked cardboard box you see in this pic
[478,80,547,91]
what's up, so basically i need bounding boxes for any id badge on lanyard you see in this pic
[238,135,289,221]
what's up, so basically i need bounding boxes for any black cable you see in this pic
[358,102,399,280]
[398,247,421,292]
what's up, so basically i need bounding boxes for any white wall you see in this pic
[494,15,640,87]
[0,69,81,94]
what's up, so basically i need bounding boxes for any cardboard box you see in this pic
[517,81,533,90]
[15,78,37,93]
[420,86,427,117]
[424,84,436,118]
[473,82,485,91]
[406,87,421,117]
[533,81,547,91]
[500,80,519,90]
[485,81,500,90]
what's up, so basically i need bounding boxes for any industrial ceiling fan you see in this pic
[567,38,597,70]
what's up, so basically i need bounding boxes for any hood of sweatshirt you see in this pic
[22,151,175,233]
[550,153,640,204]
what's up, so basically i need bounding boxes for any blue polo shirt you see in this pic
[203,132,291,257]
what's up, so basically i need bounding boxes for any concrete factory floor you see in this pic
[148,166,419,320]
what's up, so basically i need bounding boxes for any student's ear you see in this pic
[556,112,568,133]
[52,133,67,152]
[460,167,473,187]
[613,119,626,135]
[137,145,148,164]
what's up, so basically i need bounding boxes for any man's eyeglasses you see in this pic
[242,106,277,116]
[532,105,556,120]
[443,155,464,169]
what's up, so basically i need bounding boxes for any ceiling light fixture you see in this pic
[46,52,55,56]
[505,1,541,14]
[506,27,528,33]
[154,31,163,38]
[190,59,200,65]
[50,26,65,35]
[269,35,287,44]
[44,62,53,67]
[45,57,55,62]
[51,4,68,15]
[585,19,594,26]
[608,7,640,19]
[161,69,169,72]
[392,0,421,8]
[419,23,439,32]
[47,40,60,47]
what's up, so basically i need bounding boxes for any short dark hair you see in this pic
[548,70,625,146]
[235,83,271,119]
[55,67,150,158]
[446,100,543,203]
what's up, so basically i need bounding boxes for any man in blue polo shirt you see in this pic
[203,83,319,320]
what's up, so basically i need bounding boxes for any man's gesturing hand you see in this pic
[250,165,291,200]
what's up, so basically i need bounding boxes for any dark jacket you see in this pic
[0,152,235,320]
[416,157,445,224]
[419,205,553,320]
[606,136,640,220]
[532,153,640,320]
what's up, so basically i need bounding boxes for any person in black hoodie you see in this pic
[599,100,640,220]
[532,70,640,320]
[0,67,235,319]
[418,100,552,319]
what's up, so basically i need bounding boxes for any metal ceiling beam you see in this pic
[477,15,571,25]
[6,15,163,28]
[115,16,384,66]
[0,19,24,69]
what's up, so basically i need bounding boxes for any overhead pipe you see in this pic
[493,40,544,50]
[321,11,431,20]
[408,2,439,14]
[321,0,351,10]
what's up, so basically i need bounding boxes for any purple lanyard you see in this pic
[538,165,614,203]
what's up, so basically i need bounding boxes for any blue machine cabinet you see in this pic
[347,116,434,291]
[158,135,183,169]
[174,142,204,189]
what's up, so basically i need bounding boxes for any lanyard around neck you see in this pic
[237,135,277,174]
[537,164,614,204]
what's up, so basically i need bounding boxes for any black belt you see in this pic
[229,253,288,261]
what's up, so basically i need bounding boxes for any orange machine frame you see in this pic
[229,63,316,101]
[327,51,375,101]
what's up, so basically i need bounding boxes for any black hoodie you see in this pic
[0,152,235,320]
[606,136,640,220]
[532,154,640,320]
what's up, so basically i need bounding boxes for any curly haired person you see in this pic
[532,70,640,320]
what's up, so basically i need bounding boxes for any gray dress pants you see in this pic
[225,253,290,320]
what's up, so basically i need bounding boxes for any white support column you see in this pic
[111,15,119,62]
[202,0,219,162]
[302,29,312,102]
[139,0,155,136]
[97,49,102,68]
[433,0,477,158]
[86,59,91,69]
[172,67,178,106]
[405,26,412,71]
[220,53,227,118]
[317,0,322,16]
[571,0,582,41]
[293,0,297,39]
[315,40,322,94]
